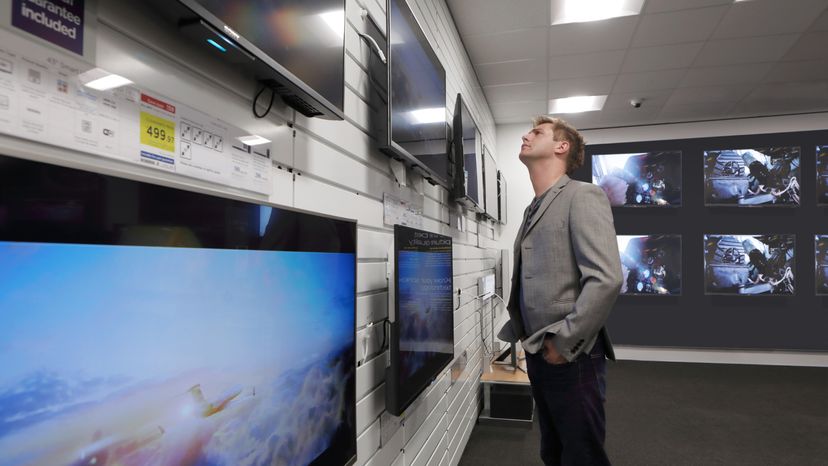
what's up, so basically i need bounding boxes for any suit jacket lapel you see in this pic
[523,174,571,239]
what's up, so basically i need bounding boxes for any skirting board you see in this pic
[615,345,828,368]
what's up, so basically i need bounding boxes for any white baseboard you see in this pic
[614,345,828,368]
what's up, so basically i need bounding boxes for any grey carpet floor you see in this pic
[459,360,828,466]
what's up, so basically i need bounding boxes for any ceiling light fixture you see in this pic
[548,95,607,114]
[551,0,645,25]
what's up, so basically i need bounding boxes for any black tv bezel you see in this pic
[452,93,483,211]
[177,0,346,120]
[387,224,454,416]
[702,233,797,297]
[382,0,451,189]
[0,153,359,466]
[591,151,683,208]
[616,234,683,297]
[482,145,498,221]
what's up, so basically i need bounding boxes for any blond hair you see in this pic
[531,116,585,175]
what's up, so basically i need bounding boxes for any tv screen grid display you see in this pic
[592,151,682,207]
[703,234,795,295]
[0,155,357,466]
[703,147,800,206]
[388,225,453,416]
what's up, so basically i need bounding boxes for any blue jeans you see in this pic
[525,342,610,466]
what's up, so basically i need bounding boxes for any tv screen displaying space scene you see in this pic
[703,147,800,206]
[817,235,828,295]
[703,235,795,295]
[616,235,682,295]
[592,151,682,207]
[818,145,828,205]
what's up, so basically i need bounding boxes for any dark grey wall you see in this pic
[576,129,828,352]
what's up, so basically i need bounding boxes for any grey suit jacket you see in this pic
[498,175,622,361]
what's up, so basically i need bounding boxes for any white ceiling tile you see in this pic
[665,85,752,107]
[483,82,547,103]
[463,28,548,65]
[603,89,673,111]
[491,100,547,120]
[782,31,828,61]
[644,0,732,14]
[613,69,686,93]
[447,0,549,36]
[712,0,828,39]
[621,42,704,73]
[477,59,547,86]
[763,60,828,83]
[591,107,663,128]
[679,63,775,88]
[693,35,800,67]
[548,16,638,56]
[547,75,617,98]
[548,50,626,80]
[810,7,828,31]
[632,6,728,47]
[736,81,828,114]
[658,101,738,122]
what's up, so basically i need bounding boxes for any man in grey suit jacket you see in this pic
[498,115,622,466]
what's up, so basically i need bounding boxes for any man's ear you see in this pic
[556,140,570,155]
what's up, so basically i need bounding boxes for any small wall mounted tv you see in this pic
[817,235,828,295]
[387,224,454,416]
[703,147,800,206]
[703,234,795,295]
[382,0,451,188]
[482,145,498,221]
[0,155,357,466]
[616,235,682,295]
[166,0,346,119]
[451,93,483,211]
[817,145,827,206]
[592,151,682,207]
[497,170,507,225]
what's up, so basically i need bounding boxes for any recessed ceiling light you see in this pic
[548,95,607,114]
[237,135,271,146]
[409,107,446,124]
[551,0,645,25]
[79,68,133,91]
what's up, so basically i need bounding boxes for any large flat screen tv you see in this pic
[818,145,828,206]
[169,0,346,119]
[387,225,453,416]
[482,146,498,221]
[703,234,795,295]
[382,0,451,188]
[703,147,800,206]
[592,151,682,207]
[0,155,357,466]
[616,235,682,295]
[451,94,483,210]
[817,235,828,296]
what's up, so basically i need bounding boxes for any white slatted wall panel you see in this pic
[0,1,503,465]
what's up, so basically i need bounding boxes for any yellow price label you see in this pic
[140,111,175,153]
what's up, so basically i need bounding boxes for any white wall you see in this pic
[0,0,504,464]
[495,113,828,367]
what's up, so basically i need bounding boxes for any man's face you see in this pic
[520,123,567,162]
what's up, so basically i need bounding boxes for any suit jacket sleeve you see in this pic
[553,184,622,361]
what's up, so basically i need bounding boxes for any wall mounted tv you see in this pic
[818,145,827,206]
[166,0,346,119]
[382,0,451,187]
[482,145,498,221]
[703,147,800,206]
[0,155,357,466]
[703,234,795,295]
[592,151,682,207]
[387,225,454,416]
[452,94,483,211]
[817,235,828,296]
[497,170,507,225]
[617,235,682,296]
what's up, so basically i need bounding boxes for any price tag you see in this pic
[140,111,175,152]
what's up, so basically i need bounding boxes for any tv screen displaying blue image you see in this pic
[616,235,682,295]
[817,145,827,205]
[703,147,801,206]
[817,235,828,295]
[592,151,682,207]
[388,225,453,416]
[0,155,357,466]
[703,234,795,295]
